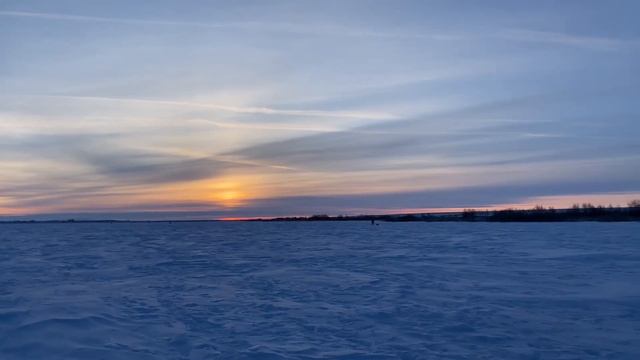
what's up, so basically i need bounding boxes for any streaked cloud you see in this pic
[37,95,394,120]
[1,9,635,51]
[496,29,634,51]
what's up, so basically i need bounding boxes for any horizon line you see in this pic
[2,203,638,222]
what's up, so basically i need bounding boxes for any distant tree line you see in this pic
[261,200,640,222]
[391,201,640,222]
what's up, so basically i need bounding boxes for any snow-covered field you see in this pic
[0,222,639,359]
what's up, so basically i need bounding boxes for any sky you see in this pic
[1,0,639,219]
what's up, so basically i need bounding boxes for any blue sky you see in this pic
[1,0,639,219]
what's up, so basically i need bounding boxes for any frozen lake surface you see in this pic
[0,222,639,359]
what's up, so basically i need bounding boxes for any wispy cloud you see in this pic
[0,10,236,28]
[0,10,444,40]
[34,95,393,120]
[2,10,633,51]
[496,29,633,51]
[227,90,640,177]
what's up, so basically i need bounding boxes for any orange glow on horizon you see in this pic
[219,216,266,221]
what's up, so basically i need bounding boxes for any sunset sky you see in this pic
[1,0,639,219]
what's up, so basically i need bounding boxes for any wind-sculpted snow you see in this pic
[0,222,639,359]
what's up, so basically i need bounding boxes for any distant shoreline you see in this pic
[258,205,640,222]
[2,205,639,223]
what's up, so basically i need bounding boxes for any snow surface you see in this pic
[0,222,639,359]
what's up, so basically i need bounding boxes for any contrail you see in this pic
[0,10,235,28]
[0,10,440,40]
[39,95,395,120]
[1,10,630,51]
